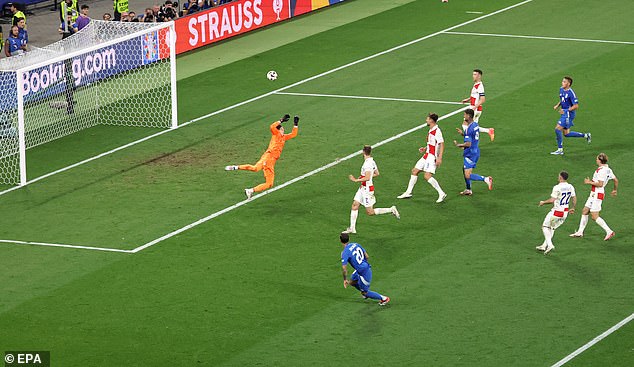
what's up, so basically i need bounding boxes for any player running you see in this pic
[461,69,495,141]
[536,171,576,255]
[551,76,591,155]
[453,109,493,196]
[225,114,299,199]
[397,113,447,203]
[569,153,618,240]
[343,145,399,234]
[339,232,390,306]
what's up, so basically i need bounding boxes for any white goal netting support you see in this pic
[0,20,177,186]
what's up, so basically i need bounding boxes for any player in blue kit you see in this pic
[551,76,591,155]
[454,109,493,196]
[339,232,390,306]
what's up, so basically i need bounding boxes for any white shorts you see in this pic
[584,192,604,212]
[354,187,376,208]
[474,109,482,122]
[414,155,437,174]
[542,210,569,230]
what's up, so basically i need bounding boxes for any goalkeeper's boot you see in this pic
[225,165,238,171]
[245,188,254,199]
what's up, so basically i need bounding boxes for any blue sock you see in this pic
[565,131,584,138]
[555,129,563,148]
[470,174,485,181]
[364,291,383,300]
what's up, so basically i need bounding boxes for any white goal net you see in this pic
[0,20,177,185]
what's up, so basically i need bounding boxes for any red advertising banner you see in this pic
[174,0,290,54]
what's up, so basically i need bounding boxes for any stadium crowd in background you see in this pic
[0,0,238,57]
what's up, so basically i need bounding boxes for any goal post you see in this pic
[0,20,177,186]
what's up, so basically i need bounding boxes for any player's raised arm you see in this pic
[284,116,299,140]
[271,114,291,133]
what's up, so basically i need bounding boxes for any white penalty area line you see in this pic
[550,313,634,367]
[443,31,634,45]
[274,92,464,105]
[130,106,469,253]
[0,0,533,198]
[0,239,132,253]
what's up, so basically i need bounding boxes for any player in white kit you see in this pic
[536,171,576,255]
[569,153,618,241]
[397,113,447,202]
[460,69,495,141]
[343,145,400,234]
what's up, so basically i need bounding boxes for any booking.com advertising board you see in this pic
[174,0,345,54]
[11,31,164,107]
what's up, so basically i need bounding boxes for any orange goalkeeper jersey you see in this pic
[264,121,298,160]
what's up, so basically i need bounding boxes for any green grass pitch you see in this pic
[1,0,633,366]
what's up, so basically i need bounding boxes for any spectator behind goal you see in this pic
[16,17,27,49]
[8,3,26,28]
[59,14,79,39]
[76,5,91,31]
[5,25,26,57]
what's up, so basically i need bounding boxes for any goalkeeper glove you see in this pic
[294,116,300,126]
[280,114,290,123]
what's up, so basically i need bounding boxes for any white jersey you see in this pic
[424,125,444,159]
[360,157,377,191]
[591,165,614,196]
[470,82,485,111]
[551,182,576,212]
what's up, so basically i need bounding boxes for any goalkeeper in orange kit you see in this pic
[225,114,299,199]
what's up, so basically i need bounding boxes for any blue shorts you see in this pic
[558,111,575,129]
[350,268,372,292]
[463,155,479,169]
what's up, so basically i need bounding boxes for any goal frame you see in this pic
[10,21,177,186]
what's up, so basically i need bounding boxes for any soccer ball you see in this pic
[441,0,448,2]
[267,70,278,81]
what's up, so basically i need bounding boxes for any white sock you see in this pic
[595,217,612,234]
[374,208,391,215]
[577,214,589,233]
[350,209,358,230]
[478,127,490,133]
[542,226,554,247]
[427,177,444,195]
[404,175,418,195]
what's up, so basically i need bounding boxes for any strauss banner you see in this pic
[175,0,290,54]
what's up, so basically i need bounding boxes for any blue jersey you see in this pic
[341,242,370,273]
[6,36,22,56]
[18,29,28,45]
[463,122,480,158]
[559,87,578,115]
